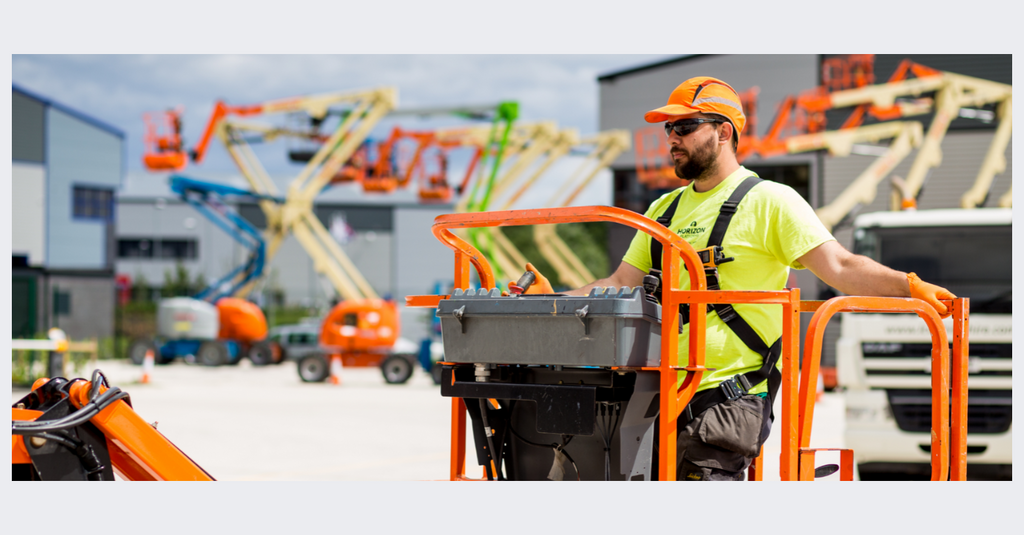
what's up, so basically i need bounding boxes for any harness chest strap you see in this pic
[649,176,783,426]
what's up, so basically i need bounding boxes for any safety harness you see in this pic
[649,176,782,428]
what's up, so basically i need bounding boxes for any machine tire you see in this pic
[127,338,155,366]
[272,341,287,363]
[430,362,444,385]
[298,354,330,383]
[247,341,276,366]
[381,354,414,385]
[197,341,229,367]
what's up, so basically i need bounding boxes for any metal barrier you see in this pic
[408,205,968,481]
[12,329,99,384]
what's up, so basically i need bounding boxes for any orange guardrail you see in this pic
[417,205,969,481]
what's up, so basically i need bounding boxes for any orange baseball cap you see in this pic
[644,76,746,138]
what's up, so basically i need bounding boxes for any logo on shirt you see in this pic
[678,221,705,237]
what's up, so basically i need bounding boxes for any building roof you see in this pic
[12,83,125,139]
[118,169,453,209]
[597,55,703,82]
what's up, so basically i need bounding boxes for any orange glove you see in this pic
[524,262,554,294]
[907,272,956,319]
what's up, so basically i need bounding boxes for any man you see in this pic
[525,76,955,480]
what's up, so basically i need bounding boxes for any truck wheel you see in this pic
[381,354,414,385]
[247,341,276,366]
[197,341,229,367]
[128,338,155,366]
[298,354,329,382]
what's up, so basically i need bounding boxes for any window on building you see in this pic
[156,239,197,260]
[118,239,154,258]
[53,289,72,316]
[73,186,115,222]
[117,238,197,260]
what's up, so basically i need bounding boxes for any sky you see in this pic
[12,54,674,206]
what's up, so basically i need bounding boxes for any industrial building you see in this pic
[12,84,124,340]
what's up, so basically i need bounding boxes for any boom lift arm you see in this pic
[168,175,278,301]
[459,122,575,282]
[784,121,924,231]
[200,88,397,301]
[533,129,632,288]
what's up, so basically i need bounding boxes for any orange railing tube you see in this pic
[800,296,966,481]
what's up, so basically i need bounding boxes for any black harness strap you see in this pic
[649,190,683,304]
[648,176,783,429]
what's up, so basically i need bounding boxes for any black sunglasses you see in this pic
[664,118,722,137]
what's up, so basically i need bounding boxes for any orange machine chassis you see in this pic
[13,375,214,481]
[407,205,969,481]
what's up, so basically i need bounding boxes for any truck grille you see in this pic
[886,388,1012,434]
[861,343,1011,434]
[862,342,1011,358]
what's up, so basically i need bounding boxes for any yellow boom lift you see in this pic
[531,129,632,288]
[756,66,1012,229]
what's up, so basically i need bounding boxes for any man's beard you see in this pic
[673,134,720,181]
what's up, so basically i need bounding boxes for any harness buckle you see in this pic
[719,376,749,402]
[716,303,738,323]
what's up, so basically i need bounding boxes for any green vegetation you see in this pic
[161,263,208,298]
[502,222,609,290]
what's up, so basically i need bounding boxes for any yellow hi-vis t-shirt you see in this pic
[621,167,834,394]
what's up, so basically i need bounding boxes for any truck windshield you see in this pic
[854,225,1011,314]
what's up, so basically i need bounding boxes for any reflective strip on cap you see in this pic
[692,95,743,113]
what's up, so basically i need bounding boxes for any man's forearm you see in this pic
[799,240,911,297]
[563,277,621,296]
[829,254,911,297]
[562,261,647,296]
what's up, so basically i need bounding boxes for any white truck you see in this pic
[838,208,1012,480]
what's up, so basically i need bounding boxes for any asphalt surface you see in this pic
[12,359,846,481]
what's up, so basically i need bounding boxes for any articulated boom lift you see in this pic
[168,175,275,302]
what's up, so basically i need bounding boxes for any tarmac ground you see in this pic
[12,358,848,481]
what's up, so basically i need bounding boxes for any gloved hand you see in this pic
[907,272,956,319]
[524,262,554,294]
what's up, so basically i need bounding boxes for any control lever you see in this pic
[642,273,660,303]
[508,271,536,295]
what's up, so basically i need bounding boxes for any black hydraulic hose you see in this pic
[33,431,107,481]
[12,370,118,481]
[558,444,581,481]
[13,388,129,432]
[595,403,622,481]
[507,424,581,481]
[478,399,502,480]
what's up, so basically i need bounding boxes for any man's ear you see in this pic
[718,121,733,145]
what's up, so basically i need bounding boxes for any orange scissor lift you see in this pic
[408,205,970,481]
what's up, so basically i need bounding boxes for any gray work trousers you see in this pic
[675,393,772,481]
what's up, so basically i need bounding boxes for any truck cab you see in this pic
[838,208,1012,480]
